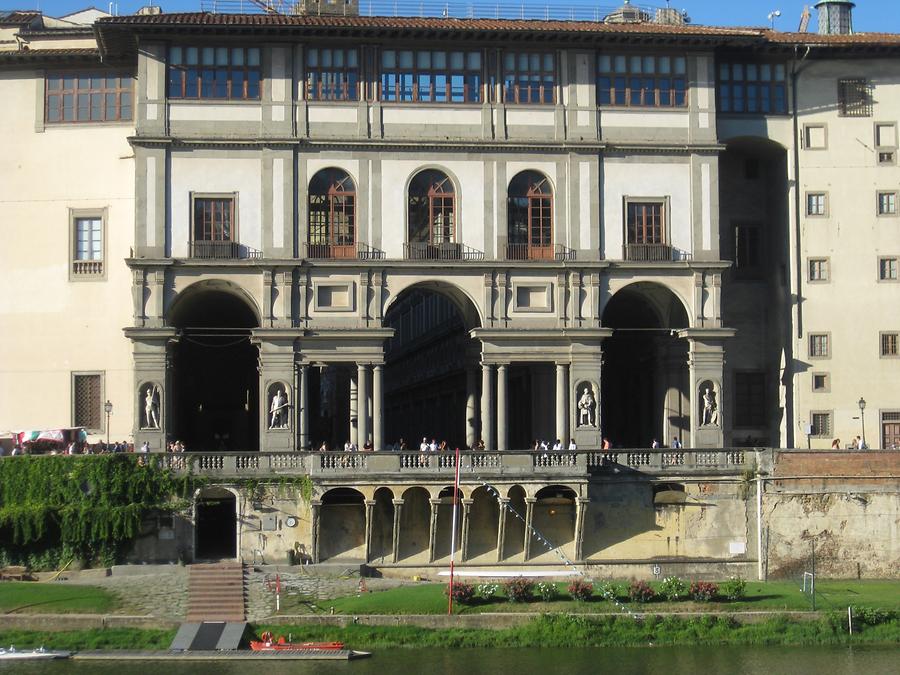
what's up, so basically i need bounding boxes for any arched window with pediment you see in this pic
[308,168,356,259]
[507,170,553,260]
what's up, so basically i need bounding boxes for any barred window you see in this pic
[381,49,482,103]
[810,412,832,437]
[45,73,132,123]
[878,192,897,216]
[598,54,686,107]
[718,62,787,114]
[809,333,830,358]
[73,373,102,431]
[807,193,827,216]
[502,52,555,104]
[306,48,359,101]
[808,258,829,282]
[168,46,261,100]
[881,333,899,357]
[838,78,872,117]
[879,257,898,281]
[734,372,766,428]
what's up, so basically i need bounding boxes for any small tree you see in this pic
[720,577,746,601]
[535,582,559,602]
[567,579,594,602]
[628,580,656,603]
[504,577,534,603]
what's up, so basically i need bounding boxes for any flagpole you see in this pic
[448,445,461,615]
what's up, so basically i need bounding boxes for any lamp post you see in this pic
[104,400,113,444]
[857,397,866,449]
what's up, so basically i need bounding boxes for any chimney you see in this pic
[814,0,854,35]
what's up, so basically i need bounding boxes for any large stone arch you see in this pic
[319,487,366,561]
[167,278,261,328]
[370,487,395,564]
[193,486,239,561]
[467,485,499,562]
[531,485,577,562]
[398,486,430,562]
[383,277,483,331]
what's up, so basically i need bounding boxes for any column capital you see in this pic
[461,498,474,506]
[525,497,537,504]
[391,498,405,506]
[364,499,377,506]
[310,499,322,507]
[576,496,590,505]
[429,498,443,507]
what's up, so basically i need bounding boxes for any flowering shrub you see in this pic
[658,576,688,601]
[504,577,534,603]
[628,580,656,603]
[720,577,746,601]
[596,581,622,601]
[476,583,500,600]
[567,579,594,602]
[445,581,475,604]
[535,582,558,602]
[689,581,719,602]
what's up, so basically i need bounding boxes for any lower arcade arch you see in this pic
[319,488,366,561]
[370,487,395,563]
[531,485,577,561]
[467,486,499,561]
[502,485,528,561]
[398,487,430,561]
[433,486,464,560]
[194,487,237,560]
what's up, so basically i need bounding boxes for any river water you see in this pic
[3,646,900,675]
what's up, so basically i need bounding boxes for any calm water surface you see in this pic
[3,646,900,675]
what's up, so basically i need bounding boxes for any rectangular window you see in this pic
[597,54,687,107]
[734,224,760,275]
[808,258,829,282]
[806,192,827,216]
[306,47,359,101]
[875,122,897,165]
[882,412,900,449]
[810,411,832,437]
[626,201,665,244]
[877,191,897,216]
[72,373,102,431]
[881,332,899,357]
[190,194,237,258]
[45,73,132,123]
[803,124,827,149]
[71,212,104,278]
[809,333,830,358]
[168,46,261,100]
[734,372,766,428]
[380,49,482,103]
[879,257,899,281]
[502,51,555,104]
[812,372,830,393]
[717,61,787,114]
[838,78,872,117]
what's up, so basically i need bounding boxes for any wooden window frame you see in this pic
[880,411,900,450]
[807,257,830,283]
[806,191,828,217]
[809,332,831,359]
[878,256,899,282]
[71,371,104,433]
[597,53,687,108]
[507,171,554,260]
[168,46,261,101]
[810,410,833,438]
[625,198,668,245]
[880,332,900,358]
[306,47,360,101]
[877,191,898,217]
[191,193,237,243]
[308,169,357,258]
[502,51,556,104]
[380,49,483,103]
[45,72,133,123]
[837,78,872,117]
[717,61,788,115]
[69,208,107,281]
[408,170,456,245]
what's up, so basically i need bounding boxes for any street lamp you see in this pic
[104,400,113,444]
[857,397,866,449]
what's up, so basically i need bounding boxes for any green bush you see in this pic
[720,577,747,601]
[567,579,594,602]
[445,582,475,605]
[689,581,719,602]
[628,580,656,603]
[596,581,622,602]
[504,577,534,603]
[475,583,500,601]
[658,576,688,601]
[854,607,897,626]
[535,582,558,602]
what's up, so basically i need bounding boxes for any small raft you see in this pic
[0,646,70,661]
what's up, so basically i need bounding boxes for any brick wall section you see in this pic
[773,452,900,488]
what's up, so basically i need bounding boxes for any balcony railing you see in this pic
[404,242,484,261]
[305,242,386,260]
[72,260,103,276]
[188,241,262,260]
[624,243,692,262]
[505,243,576,261]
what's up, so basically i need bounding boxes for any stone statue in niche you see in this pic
[577,384,597,428]
[701,383,720,427]
[269,386,290,429]
[141,383,161,430]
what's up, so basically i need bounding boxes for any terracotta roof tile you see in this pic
[0,47,101,64]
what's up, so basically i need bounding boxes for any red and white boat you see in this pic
[249,633,345,652]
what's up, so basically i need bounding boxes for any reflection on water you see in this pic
[3,646,900,675]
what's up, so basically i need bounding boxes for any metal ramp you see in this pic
[170,621,247,651]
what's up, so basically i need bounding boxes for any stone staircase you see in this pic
[186,562,246,622]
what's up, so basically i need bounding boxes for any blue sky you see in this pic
[17,1,900,33]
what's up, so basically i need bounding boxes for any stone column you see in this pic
[428,498,441,563]
[391,499,403,563]
[523,497,536,561]
[373,364,384,452]
[574,496,590,562]
[310,499,322,564]
[497,364,508,451]
[481,363,493,450]
[496,497,509,562]
[364,499,376,563]
[357,363,369,447]
[349,372,358,447]
[466,367,479,449]
[556,362,569,445]
[460,498,474,562]
[299,365,309,450]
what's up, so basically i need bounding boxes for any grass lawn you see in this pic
[0,581,119,614]
[301,580,900,616]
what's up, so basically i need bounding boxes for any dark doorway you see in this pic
[602,283,689,448]
[169,287,259,451]
[195,488,237,560]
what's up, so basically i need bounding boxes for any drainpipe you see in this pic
[756,474,764,581]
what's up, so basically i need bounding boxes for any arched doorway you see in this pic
[319,488,366,561]
[602,283,689,448]
[195,487,237,560]
[532,485,576,561]
[168,284,259,451]
[383,283,481,450]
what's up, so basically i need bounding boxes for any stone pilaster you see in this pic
[125,327,177,453]
[364,499,376,563]
[391,499,404,563]
[253,329,297,452]
[428,498,441,563]
[574,496,590,562]
[524,497,536,561]
[681,328,736,448]
[496,497,509,562]
[460,498,473,562]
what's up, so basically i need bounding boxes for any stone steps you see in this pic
[186,563,246,622]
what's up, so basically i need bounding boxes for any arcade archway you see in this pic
[194,487,237,560]
[602,283,689,448]
[168,284,260,452]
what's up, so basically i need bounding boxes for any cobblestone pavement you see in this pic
[58,567,190,620]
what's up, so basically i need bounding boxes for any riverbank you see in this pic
[3,613,900,651]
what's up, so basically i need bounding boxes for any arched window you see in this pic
[407,170,455,258]
[308,168,356,259]
[507,171,553,260]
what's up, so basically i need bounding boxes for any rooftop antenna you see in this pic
[798,5,811,31]
[768,9,782,30]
